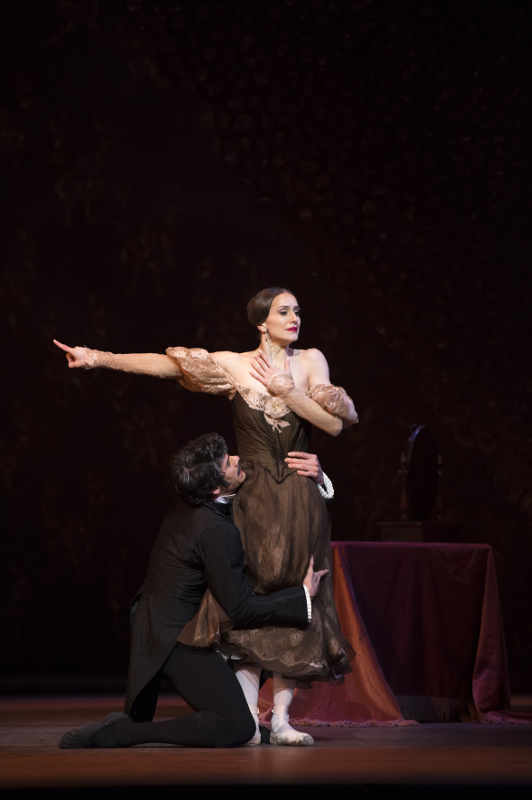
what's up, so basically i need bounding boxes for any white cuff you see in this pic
[303,585,312,622]
[317,471,334,501]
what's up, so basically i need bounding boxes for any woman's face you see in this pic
[263,292,301,345]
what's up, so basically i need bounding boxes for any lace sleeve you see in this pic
[307,384,359,426]
[165,347,236,399]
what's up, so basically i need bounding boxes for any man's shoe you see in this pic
[59,712,128,749]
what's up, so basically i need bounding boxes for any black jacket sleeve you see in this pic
[198,523,308,629]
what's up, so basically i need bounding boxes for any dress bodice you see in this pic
[232,391,311,482]
[164,347,355,486]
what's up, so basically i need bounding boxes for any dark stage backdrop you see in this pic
[2,1,531,692]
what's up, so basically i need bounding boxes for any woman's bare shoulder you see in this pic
[211,349,240,361]
[211,350,258,386]
[296,348,331,385]
[296,347,328,364]
[230,349,259,362]
[212,349,257,359]
[211,350,258,371]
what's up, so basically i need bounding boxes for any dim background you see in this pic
[2,0,531,694]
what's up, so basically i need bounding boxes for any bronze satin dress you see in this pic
[167,347,353,682]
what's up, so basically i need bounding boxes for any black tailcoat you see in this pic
[126,499,307,719]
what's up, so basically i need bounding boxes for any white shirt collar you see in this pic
[214,494,236,504]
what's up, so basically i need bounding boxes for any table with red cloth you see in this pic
[259,541,511,725]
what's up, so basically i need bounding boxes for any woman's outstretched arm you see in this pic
[53,339,181,378]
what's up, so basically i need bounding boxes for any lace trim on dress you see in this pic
[235,382,357,432]
[165,347,236,399]
[307,383,358,424]
[235,385,291,432]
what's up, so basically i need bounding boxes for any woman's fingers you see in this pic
[252,359,267,376]
[251,359,266,374]
[251,357,265,372]
[54,340,88,368]
[250,367,267,385]
[250,356,271,386]
[251,352,293,390]
[53,339,74,354]
[54,338,82,367]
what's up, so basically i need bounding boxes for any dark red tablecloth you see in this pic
[259,541,514,725]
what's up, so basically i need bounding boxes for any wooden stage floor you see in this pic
[1,695,532,796]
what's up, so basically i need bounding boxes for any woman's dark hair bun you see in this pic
[246,287,293,327]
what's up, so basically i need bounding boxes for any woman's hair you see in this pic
[246,287,294,327]
[171,432,229,506]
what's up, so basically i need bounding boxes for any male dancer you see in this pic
[60,432,327,749]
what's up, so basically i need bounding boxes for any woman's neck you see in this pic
[259,336,290,366]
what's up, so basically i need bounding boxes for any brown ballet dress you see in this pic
[167,347,353,682]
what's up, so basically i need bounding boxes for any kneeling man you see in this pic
[60,432,327,749]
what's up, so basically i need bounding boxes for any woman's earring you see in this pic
[261,326,272,358]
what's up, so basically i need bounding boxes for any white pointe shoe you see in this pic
[270,711,314,746]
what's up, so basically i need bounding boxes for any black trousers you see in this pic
[93,644,255,748]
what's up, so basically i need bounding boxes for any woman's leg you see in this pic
[271,673,313,746]
[234,664,262,745]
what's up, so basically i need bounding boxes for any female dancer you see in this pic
[54,287,358,745]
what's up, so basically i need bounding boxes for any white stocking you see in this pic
[271,674,314,746]
[234,664,262,745]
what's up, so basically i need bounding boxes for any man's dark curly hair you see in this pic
[171,432,229,506]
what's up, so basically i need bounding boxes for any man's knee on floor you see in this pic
[216,711,255,747]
